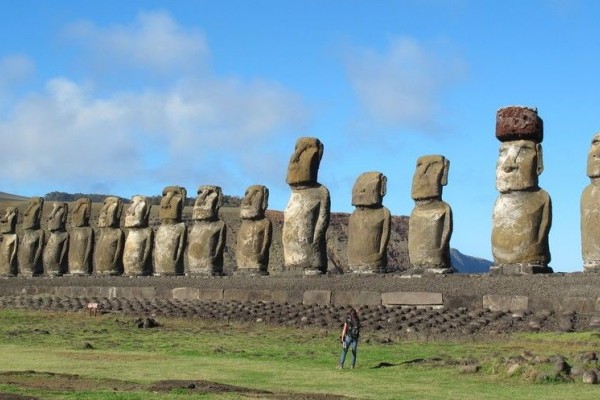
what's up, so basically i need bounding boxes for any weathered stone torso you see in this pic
[154,223,186,275]
[0,234,18,276]
[282,184,330,274]
[123,227,153,276]
[581,183,600,272]
[68,227,94,275]
[408,200,452,269]
[492,190,551,267]
[348,207,391,273]
[44,231,69,276]
[94,227,124,275]
[18,229,44,276]
[187,220,226,275]
[236,218,272,273]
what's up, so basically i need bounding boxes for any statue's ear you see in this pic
[441,158,450,186]
[536,143,544,175]
[379,174,387,197]
[317,140,324,161]
[144,200,152,221]
[217,187,223,208]
[262,187,269,210]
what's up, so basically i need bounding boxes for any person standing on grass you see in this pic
[338,307,360,369]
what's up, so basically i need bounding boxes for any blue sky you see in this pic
[1,0,598,272]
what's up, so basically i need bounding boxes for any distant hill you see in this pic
[450,248,492,274]
[0,192,28,202]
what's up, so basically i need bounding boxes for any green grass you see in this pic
[0,309,599,399]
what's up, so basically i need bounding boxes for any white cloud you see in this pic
[343,36,466,132]
[64,11,209,74]
[0,12,307,197]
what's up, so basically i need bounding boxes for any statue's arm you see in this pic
[113,230,124,265]
[314,189,331,243]
[215,224,226,259]
[176,226,186,261]
[9,238,18,265]
[143,230,153,264]
[380,209,391,257]
[439,205,453,251]
[85,230,94,268]
[35,231,45,264]
[59,236,69,265]
[538,195,552,244]
[261,220,273,257]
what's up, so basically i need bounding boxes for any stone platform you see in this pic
[0,273,599,314]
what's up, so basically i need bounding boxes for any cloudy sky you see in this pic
[1,0,598,272]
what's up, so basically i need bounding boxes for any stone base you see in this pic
[153,272,184,277]
[186,270,224,277]
[583,262,600,273]
[405,266,455,275]
[66,272,91,277]
[489,263,553,275]
[348,263,386,274]
[234,268,269,277]
[279,265,325,276]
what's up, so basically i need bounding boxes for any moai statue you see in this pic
[18,197,45,276]
[491,106,552,274]
[187,185,227,275]
[94,196,124,275]
[408,155,454,273]
[0,207,18,276]
[68,197,94,275]
[581,133,600,273]
[347,172,391,273]
[282,137,331,275]
[43,202,69,276]
[123,195,153,276]
[236,185,272,275]
[154,186,187,275]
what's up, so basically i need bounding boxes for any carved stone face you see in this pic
[411,155,449,200]
[286,137,324,186]
[98,197,122,228]
[352,172,386,207]
[159,186,186,222]
[47,202,68,232]
[496,140,542,193]
[22,197,44,230]
[587,133,600,178]
[125,195,150,228]
[71,197,92,227]
[193,185,222,221]
[240,185,268,219]
[0,207,18,234]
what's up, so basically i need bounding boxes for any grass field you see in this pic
[0,309,599,399]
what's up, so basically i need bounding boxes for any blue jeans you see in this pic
[339,335,358,367]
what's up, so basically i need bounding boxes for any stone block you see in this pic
[332,291,380,306]
[303,290,331,305]
[382,291,443,306]
[172,287,200,300]
[270,290,303,304]
[114,286,156,299]
[483,295,528,312]
[198,289,224,302]
[558,297,598,314]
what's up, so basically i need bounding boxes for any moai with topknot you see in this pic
[94,197,124,275]
[68,197,94,275]
[0,207,18,276]
[43,202,69,276]
[236,185,272,275]
[347,172,391,273]
[123,195,153,276]
[154,186,187,275]
[491,106,552,274]
[581,133,600,273]
[187,185,226,275]
[18,197,45,276]
[282,137,330,275]
[408,155,454,273]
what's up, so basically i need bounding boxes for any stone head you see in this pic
[240,185,269,219]
[159,186,186,223]
[0,207,18,234]
[125,195,151,228]
[98,197,123,228]
[71,197,92,227]
[193,185,222,221]
[47,202,68,232]
[495,140,543,193]
[22,197,44,230]
[286,137,324,187]
[586,133,600,179]
[352,172,387,207]
[411,155,449,201]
